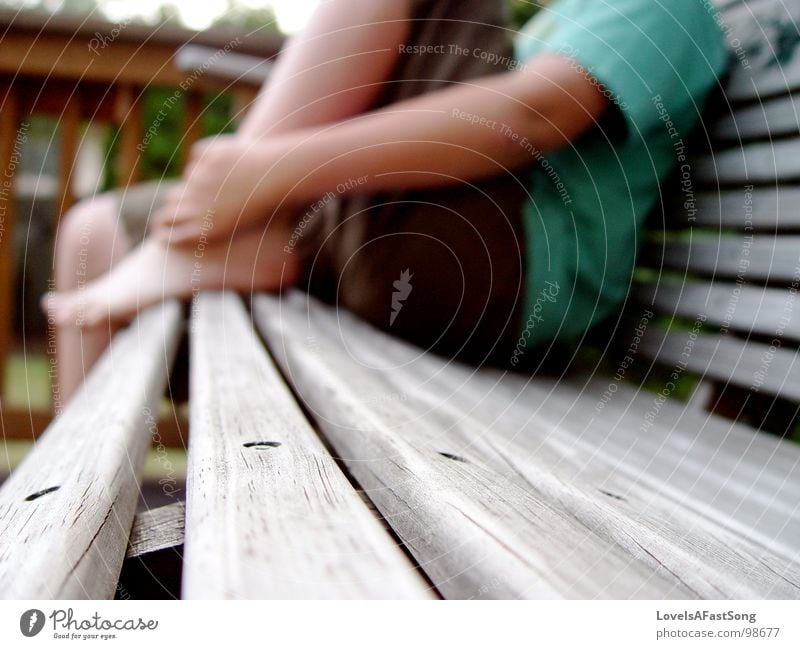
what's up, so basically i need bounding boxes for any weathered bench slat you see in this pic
[688,188,800,230]
[636,280,800,341]
[327,309,800,597]
[713,95,800,141]
[720,0,800,102]
[126,502,185,559]
[183,292,431,599]
[394,374,800,598]
[258,292,800,598]
[254,293,710,599]
[639,325,800,401]
[696,139,800,184]
[0,301,182,598]
[348,309,800,595]
[525,384,800,553]
[653,234,800,282]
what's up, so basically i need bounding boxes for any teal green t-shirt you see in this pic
[513,0,729,352]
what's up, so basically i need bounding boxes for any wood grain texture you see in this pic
[126,502,185,558]
[254,292,699,599]
[0,301,182,599]
[184,292,431,599]
[254,292,800,599]
[636,280,800,341]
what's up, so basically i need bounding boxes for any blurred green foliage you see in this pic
[510,0,548,29]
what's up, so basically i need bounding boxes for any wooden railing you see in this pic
[0,9,282,440]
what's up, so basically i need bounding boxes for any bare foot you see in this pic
[44,231,298,328]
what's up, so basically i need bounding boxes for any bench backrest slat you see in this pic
[690,188,800,229]
[637,0,800,410]
[640,325,800,401]
[696,139,800,184]
[636,280,800,340]
[651,235,800,282]
[717,0,800,102]
[712,95,800,141]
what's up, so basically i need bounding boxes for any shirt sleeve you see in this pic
[521,0,730,139]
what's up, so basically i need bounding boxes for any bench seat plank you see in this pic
[256,292,800,599]
[0,301,182,598]
[254,293,706,599]
[183,292,431,599]
[348,301,800,597]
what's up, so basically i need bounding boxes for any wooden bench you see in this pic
[1,0,798,599]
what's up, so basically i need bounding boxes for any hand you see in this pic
[152,136,274,246]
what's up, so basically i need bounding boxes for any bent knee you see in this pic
[55,194,127,284]
[59,195,120,245]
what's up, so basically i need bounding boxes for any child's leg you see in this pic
[49,1,417,400]
[51,195,132,401]
[50,224,298,330]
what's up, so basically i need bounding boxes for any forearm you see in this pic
[256,54,607,208]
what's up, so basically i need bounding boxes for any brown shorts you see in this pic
[296,0,528,367]
[116,0,528,368]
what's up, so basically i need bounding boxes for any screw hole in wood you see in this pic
[598,489,626,501]
[25,486,61,501]
[438,452,468,463]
